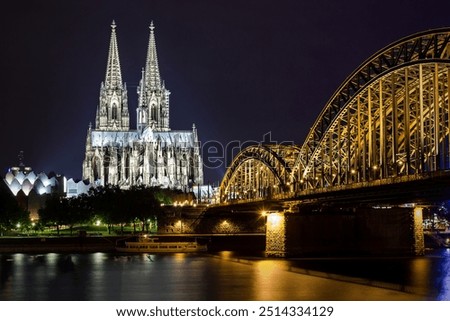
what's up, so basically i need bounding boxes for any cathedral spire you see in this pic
[144,21,161,91]
[137,21,170,131]
[96,21,130,131]
[105,20,123,89]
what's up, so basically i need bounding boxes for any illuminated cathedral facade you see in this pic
[82,21,203,190]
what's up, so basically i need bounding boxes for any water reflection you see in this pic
[0,250,449,300]
[437,249,450,300]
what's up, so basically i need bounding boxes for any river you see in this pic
[1,249,449,300]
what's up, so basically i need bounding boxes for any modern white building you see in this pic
[3,164,91,198]
[82,21,203,190]
[3,161,92,220]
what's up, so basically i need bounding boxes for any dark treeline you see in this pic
[0,181,188,235]
[38,185,183,235]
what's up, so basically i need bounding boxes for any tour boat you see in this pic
[115,235,208,253]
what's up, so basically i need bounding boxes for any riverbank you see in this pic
[0,234,266,253]
[0,236,118,253]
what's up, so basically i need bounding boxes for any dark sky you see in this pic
[1,0,450,185]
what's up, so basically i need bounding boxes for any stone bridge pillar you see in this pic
[265,212,287,257]
[412,207,425,256]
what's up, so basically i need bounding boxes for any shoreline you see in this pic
[0,234,266,254]
[1,234,445,255]
[0,236,118,253]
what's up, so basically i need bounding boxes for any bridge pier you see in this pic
[412,207,425,256]
[265,212,287,257]
[265,205,425,257]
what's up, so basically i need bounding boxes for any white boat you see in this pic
[115,235,208,253]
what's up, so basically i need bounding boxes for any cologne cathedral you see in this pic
[82,21,203,190]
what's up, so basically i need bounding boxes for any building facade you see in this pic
[82,21,203,190]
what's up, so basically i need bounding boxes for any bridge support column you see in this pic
[265,212,287,257]
[412,207,425,256]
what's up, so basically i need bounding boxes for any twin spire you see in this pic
[105,20,161,93]
[98,20,169,132]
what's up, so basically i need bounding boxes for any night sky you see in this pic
[1,0,450,185]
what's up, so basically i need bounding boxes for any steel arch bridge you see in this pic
[220,28,450,203]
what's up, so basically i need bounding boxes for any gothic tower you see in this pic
[96,21,130,131]
[137,22,170,132]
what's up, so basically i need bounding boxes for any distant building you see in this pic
[82,21,203,190]
[4,166,65,197]
[3,156,92,220]
[4,165,91,199]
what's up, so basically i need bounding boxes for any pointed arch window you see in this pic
[93,157,101,181]
[151,104,157,121]
[112,103,118,120]
[140,108,147,124]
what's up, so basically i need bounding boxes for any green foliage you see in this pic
[0,181,29,232]
[84,185,163,233]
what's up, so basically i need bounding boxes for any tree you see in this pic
[0,181,29,234]
[38,194,67,234]
[66,194,92,235]
[125,186,161,232]
[89,185,130,234]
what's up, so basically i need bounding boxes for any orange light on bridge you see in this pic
[267,212,282,227]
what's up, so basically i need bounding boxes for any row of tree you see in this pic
[1,183,195,235]
[38,185,172,235]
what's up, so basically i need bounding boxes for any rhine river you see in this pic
[1,249,449,300]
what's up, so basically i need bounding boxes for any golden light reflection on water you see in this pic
[219,251,233,259]
[409,258,431,290]
[251,257,430,300]
[253,260,293,300]
[173,253,186,262]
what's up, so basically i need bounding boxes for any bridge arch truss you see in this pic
[219,145,300,202]
[292,28,450,190]
[220,28,450,202]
